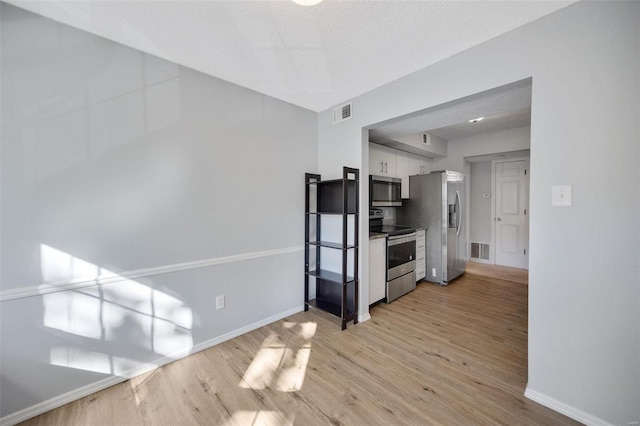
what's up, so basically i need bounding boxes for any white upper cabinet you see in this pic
[370,143,432,199]
[396,150,410,199]
[369,143,383,175]
[380,145,397,176]
[370,143,397,176]
[409,153,430,176]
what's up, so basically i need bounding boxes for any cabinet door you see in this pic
[420,157,431,175]
[416,229,426,281]
[369,144,385,175]
[369,238,386,304]
[396,150,410,199]
[410,154,430,176]
[409,154,421,176]
[380,145,397,176]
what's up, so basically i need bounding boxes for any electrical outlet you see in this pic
[216,295,225,310]
[432,267,436,277]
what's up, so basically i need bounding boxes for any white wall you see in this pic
[469,161,492,244]
[0,4,317,421]
[318,2,639,425]
[431,126,530,172]
[443,126,531,252]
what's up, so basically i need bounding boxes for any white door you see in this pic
[494,160,528,269]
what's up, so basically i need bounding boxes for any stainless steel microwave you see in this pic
[370,175,402,207]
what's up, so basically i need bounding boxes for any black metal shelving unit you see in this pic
[304,167,359,330]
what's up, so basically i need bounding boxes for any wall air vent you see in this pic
[470,242,490,260]
[422,132,432,146]
[333,102,352,124]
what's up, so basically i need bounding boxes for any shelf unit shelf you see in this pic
[304,167,359,330]
[306,212,348,216]
[306,268,354,284]
[306,241,355,250]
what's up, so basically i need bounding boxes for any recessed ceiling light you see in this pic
[469,117,484,123]
[292,0,323,5]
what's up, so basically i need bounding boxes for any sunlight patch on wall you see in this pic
[41,244,99,284]
[41,244,194,372]
[50,346,141,376]
[43,291,103,340]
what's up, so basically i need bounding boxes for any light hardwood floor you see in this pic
[465,261,529,285]
[20,266,578,425]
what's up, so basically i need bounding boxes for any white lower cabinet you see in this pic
[369,237,386,304]
[416,229,426,281]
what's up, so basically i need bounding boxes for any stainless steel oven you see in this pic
[387,232,417,302]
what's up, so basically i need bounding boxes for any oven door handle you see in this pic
[387,233,417,246]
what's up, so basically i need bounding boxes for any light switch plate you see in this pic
[552,185,572,207]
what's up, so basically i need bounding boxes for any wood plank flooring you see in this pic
[465,261,529,285]
[20,267,578,425]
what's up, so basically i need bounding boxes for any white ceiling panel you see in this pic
[7,0,576,112]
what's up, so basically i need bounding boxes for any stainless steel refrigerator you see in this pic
[398,171,467,285]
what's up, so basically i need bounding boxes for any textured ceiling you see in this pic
[7,0,575,112]
[428,109,531,141]
[369,78,532,144]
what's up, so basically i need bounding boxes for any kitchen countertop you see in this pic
[370,226,426,239]
[396,225,426,232]
[369,232,387,240]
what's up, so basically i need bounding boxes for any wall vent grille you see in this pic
[470,242,490,260]
[333,102,352,124]
[422,132,431,146]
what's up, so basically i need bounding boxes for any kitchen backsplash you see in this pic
[380,207,396,225]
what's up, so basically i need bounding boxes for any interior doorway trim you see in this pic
[464,160,472,263]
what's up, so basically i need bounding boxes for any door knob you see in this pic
[496,217,502,221]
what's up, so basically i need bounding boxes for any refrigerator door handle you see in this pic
[455,190,462,236]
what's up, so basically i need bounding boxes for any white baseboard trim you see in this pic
[0,305,305,426]
[524,385,613,426]
[358,312,371,323]
[1,246,303,302]
[468,258,492,265]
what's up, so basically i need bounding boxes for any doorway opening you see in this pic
[465,152,530,270]
[365,78,532,274]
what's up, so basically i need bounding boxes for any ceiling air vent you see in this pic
[333,102,352,124]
